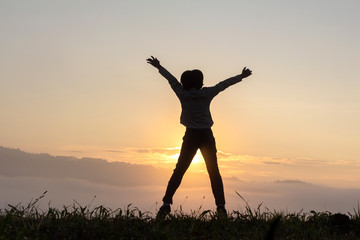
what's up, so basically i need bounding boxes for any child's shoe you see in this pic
[157,205,171,219]
[216,205,227,215]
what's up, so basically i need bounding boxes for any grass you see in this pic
[1,191,360,239]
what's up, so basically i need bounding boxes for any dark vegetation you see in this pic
[1,192,360,239]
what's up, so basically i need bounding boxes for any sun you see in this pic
[169,150,203,164]
[192,151,204,163]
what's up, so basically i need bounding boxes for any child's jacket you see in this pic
[159,66,244,129]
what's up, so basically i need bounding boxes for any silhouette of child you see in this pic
[146,56,252,216]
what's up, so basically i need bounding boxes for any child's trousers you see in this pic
[162,128,225,206]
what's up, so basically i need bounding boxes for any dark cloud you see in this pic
[263,161,281,165]
[0,146,168,187]
[129,148,179,155]
[274,179,311,185]
[131,149,151,154]
[105,149,126,153]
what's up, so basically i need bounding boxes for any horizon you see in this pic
[3,144,360,189]
[1,1,360,214]
[2,145,360,214]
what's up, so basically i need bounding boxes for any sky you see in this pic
[1,0,360,212]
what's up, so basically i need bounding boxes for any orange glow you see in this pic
[192,151,204,163]
[169,152,180,161]
[168,149,204,164]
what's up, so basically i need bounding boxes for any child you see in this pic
[146,56,252,216]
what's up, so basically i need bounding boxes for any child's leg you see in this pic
[200,131,225,207]
[162,133,198,204]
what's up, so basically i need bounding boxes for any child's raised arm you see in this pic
[241,67,252,78]
[146,56,161,69]
[207,67,252,97]
[146,56,183,95]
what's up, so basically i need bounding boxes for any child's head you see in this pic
[181,69,203,90]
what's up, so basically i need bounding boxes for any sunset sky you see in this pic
[1,1,360,212]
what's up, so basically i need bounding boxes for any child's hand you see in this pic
[146,56,161,69]
[241,67,252,78]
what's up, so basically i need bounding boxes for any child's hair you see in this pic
[180,69,203,90]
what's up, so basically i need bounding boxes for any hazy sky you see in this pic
[1,1,360,193]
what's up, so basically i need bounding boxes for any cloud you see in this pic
[130,149,151,154]
[217,151,232,158]
[274,179,311,185]
[129,148,180,155]
[0,146,169,187]
[104,149,126,153]
[263,161,281,165]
